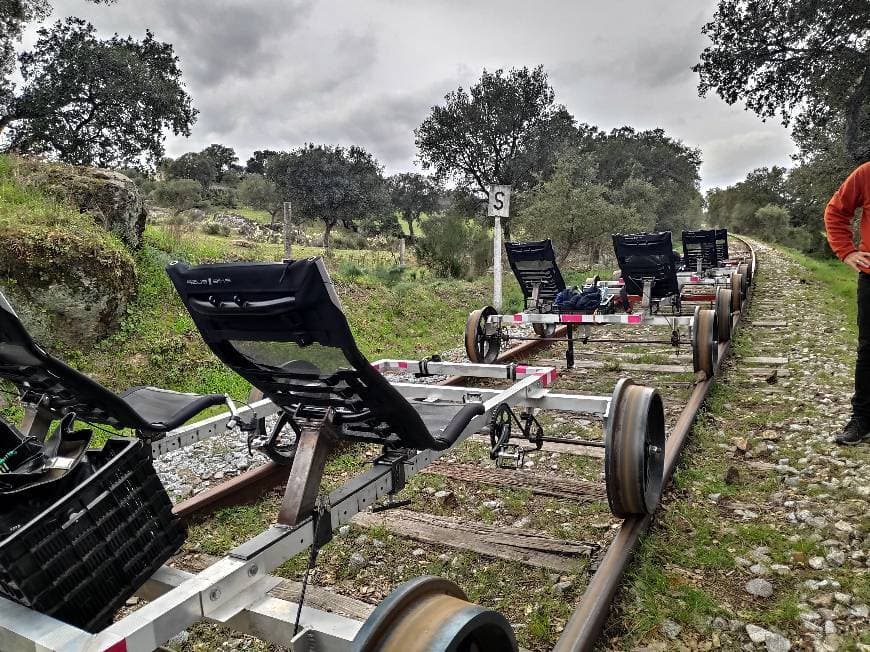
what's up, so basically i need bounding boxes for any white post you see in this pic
[282,201,292,260]
[399,237,406,266]
[487,185,511,311]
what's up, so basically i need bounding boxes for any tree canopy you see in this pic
[586,127,703,232]
[163,152,217,188]
[387,172,442,240]
[415,65,577,197]
[266,144,393,250]
[694,0,870,162]
[245,149,279,175]
[516,151,653,264]
[200,143,239,181]
[0,16,196,166]
[238,174,283,224]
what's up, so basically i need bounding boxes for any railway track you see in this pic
[155,237,757,651]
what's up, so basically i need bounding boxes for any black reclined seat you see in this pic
[504,240,566,310]
[167,258,484,451]
[612,231,680,299]
[682,228,729,271]
[0,291,227,436]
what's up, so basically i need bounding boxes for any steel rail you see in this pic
[553,236,757,652]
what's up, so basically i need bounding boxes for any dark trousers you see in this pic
[854,272,870,420]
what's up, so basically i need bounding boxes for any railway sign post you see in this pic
[488,185,511,310]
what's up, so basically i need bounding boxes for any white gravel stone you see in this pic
[660,619,682,639]
[745,624,791,651]
[745,578,774,598]
[808,556,826,570]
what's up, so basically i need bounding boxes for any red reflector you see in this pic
[102,640,127,652]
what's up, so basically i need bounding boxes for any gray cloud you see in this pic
[27,0,793,189]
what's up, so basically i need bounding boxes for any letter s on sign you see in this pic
[493,191,504,211]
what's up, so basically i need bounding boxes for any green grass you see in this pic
[779,246,858,329]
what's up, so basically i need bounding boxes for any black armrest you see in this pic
[433,402,486,450]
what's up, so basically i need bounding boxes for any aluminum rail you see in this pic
[553,237,756,652]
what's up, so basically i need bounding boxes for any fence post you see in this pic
[283,201,292,260]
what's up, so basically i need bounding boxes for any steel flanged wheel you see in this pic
[604,379,666,518]
[465,306,501,363]
[692,306,718,378]
[737,264,750,294]
[730,273,743,312]
[532,321,557,338]
[715,287,732,343]
[352,576,518,652]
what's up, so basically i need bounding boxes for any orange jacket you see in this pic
[825,162,870,262]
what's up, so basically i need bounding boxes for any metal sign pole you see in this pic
[487,185,511,311]
[493,215,502,310]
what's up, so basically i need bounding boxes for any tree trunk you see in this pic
[502,218,511,242]
[323,221,334,254]
[407,216,415,242]
[845,63,870,164]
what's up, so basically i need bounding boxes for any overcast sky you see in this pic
[34,0,796,191]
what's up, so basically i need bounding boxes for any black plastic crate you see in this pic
[0,437,186,632]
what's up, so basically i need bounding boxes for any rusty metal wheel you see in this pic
[532,321,557,338]
[692,307,718,378]
[604,379,666,518]
[352,576,518,652]
[737,264,750,294]
[730,273,743,312]
[465,306,500,363]
[715,287,732,343]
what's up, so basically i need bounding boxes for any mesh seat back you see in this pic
[166,259,437,450]
[611,231,680,298]
[682,229,729,270]
[504,240,566,306]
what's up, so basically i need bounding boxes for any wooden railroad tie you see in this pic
[352,509,594,572]
[423,461,606,502]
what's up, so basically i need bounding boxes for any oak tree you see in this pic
[1,17,196,166]
[695,0,870,162]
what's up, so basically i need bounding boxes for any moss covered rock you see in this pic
[0,156,137,349]
[16,158,147,250]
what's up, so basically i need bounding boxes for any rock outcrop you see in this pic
[17,159,147,249]
[0,157,139,348]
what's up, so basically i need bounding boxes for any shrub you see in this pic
[415,212,490,278]
[338,260,365,279]
[331,230,368,250]
[201,220,231,237]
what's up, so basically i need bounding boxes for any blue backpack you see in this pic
[554,286,602,311]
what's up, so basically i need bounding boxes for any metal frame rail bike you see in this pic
[466,233,746,377]
[0,358,666,652]
[467,283,732,379]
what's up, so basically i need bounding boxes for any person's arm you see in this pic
[824,163,870,271]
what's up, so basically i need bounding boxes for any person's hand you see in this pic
[844,251,870,272]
